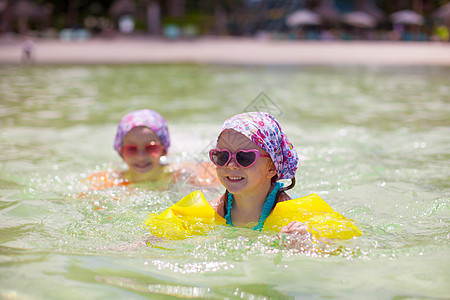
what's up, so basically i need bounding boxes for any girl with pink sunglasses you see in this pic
[86,109,219,190]
[208,112,303,234]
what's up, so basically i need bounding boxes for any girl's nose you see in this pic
[137,148,148,157]
[226,157,239,169]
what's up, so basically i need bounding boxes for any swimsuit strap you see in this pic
[225,191,234,227]
[254,182,284,231]
[225,182,284,231]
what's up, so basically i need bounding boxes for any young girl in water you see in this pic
[208,112,309,235]
[87,109,219,190]
[86,109,170,189]
[114,109,170,183]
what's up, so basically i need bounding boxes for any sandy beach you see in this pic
[0,36,449,66]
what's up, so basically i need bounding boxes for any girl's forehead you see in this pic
[124,126,160,143]
[218,129,263,151]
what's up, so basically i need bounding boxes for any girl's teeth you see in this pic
[228,176,243,180]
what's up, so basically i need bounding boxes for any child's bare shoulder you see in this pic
[209,193,226,216]
[277,191,292,202]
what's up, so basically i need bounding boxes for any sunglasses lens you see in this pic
[236,151,256,167]
[211,150,229,166]
[145,144,163,156]
[122,145,138,157]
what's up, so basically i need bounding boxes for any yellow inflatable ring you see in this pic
[144,191,362,240]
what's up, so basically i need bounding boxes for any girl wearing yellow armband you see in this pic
[145,112,361,242]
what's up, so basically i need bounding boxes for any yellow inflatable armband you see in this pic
[144,191,361,240]
[263,194,362,240]
[144,191,226,240]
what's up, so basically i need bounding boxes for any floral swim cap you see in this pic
[219,112,298,180]
[113,109,170,154]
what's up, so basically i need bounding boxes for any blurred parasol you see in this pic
[390,10,424,25]
[341,11,377,28]
[286,9,322,27]
[432,3,450,23]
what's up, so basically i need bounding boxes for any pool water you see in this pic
[0,64,449,299]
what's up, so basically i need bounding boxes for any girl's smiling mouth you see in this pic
[134,161,153,169]
[226,176,245,182]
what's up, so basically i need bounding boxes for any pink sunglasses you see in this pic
[209,148,270,168]
[121,141,163,158]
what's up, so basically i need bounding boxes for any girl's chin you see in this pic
[222,178,248,194]
[131,163,162,175]
[135,166,153,173]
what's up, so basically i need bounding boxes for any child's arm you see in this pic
[278,221,314,250]
[171,162,220,187]
[280,221,311,236]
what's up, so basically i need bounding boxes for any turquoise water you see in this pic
[0,64,449,299]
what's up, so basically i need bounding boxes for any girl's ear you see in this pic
[266,161,277,178]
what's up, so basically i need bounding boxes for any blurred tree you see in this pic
[67,0,79,27]
[166,0,186,17]
[0,0,13,32]
[143,0,161,35]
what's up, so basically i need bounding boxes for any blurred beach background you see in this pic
[0,0,449,65]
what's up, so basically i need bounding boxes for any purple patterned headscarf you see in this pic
[219,112,298,180]
[113,109,170,154]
